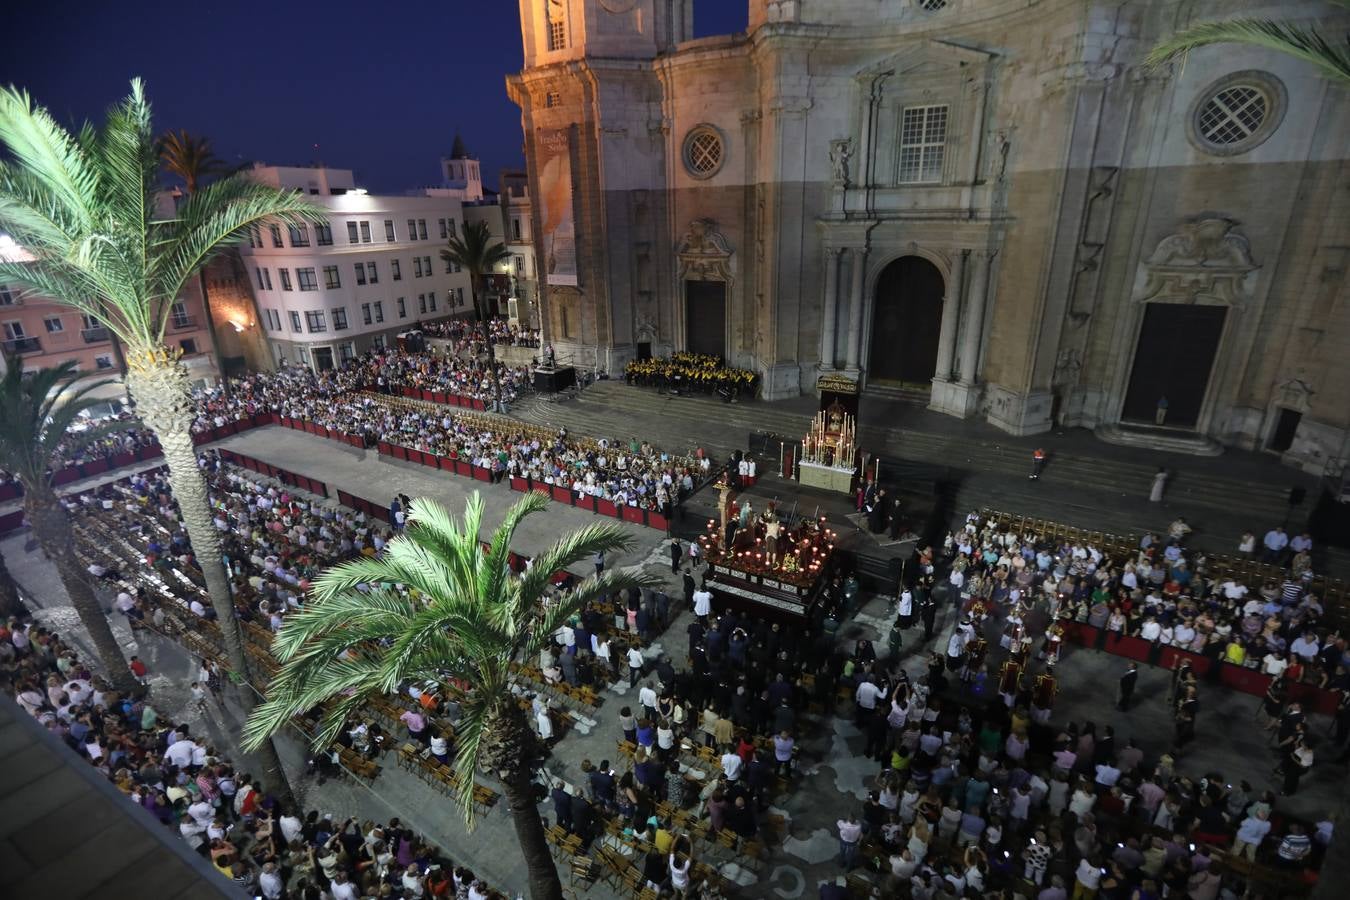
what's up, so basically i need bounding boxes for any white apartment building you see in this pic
[240,163,475,371]
[498,170,538,329]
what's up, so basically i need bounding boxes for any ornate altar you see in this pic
[798,402,857,493]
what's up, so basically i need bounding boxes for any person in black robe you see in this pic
[868,489,887,533]
[887,498,904,540]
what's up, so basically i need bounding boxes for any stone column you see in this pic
[819,247,840,368]
[958,250,993,385]
[845,247,868,370]
[934,250,965,381]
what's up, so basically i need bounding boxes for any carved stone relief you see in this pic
[676,218,735,285]
[1132,216,1259,306]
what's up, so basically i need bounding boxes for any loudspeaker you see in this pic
[1289,486,1307,507]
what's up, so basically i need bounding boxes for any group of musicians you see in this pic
[940,592,1069,725]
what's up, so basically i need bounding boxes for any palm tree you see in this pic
[243,493,658,900]
[0,80,321,801]
[0,544,22,619]
[440,218,511,411]
[1147,6,1350,84]
[0,359,139,696]
[158,129,230,396]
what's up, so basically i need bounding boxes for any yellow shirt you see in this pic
[1224,642,1246,665]
[655,828,675,854]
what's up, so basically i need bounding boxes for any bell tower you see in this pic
[518,0,692,69]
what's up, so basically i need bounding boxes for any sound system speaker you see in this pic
[533,365,576,393]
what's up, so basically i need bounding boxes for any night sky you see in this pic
[5,1,748,194]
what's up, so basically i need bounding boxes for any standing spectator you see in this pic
[627,644,645,687]
[1117,662,1138,711]
[400,708,429,746]
[1030,448,1046,481]
[1262,527,1289,563]
[838,813,863,869]
[1149,468,1168,503]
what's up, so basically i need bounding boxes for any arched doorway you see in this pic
[868,256,945,387]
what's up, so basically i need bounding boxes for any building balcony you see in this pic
[169,315,197,330]
[2,336,41,354]
[81,326,110,344]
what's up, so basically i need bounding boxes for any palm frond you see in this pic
[401,495,486,593]
[0,163,85,252]
[157,129,227,193]
[439,218,511,280]
[1146,19,1350,84]
[449,695,491,827]
[513,520,641,622]
[0,85,98,233]
[523,566,662,660]
[269,586,420,661]
[478,491,550,628]
[149,175,324,336]
[97,81,155,297]
[242,651,386,752]
[0,360,114,488]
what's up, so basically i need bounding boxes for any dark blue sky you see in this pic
[4,1,747,193]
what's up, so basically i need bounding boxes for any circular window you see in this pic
[682,126,725,179]
[916,0,948,10]
[1187,71,1286,156]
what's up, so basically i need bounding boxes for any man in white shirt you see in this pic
[855,679,882,727]
[279,810,304,844]
[187,798,215,828]
[330,872,359,900]
[1263,527,1289,562]
[1094,762,1121,789]
[258,862,285,900]
[627,645,645,687]
[721,750,743,781]
[164,736,200,769]
[638,682,658,719]
[1139,617,1162,642]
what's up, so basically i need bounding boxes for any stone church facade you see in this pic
[507,0,1350,474]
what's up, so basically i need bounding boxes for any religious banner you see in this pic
[538,127,578,286]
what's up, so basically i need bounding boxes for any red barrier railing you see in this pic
[1064,623,1337,715]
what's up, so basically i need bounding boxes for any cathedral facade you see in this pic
[508,0,1350,474]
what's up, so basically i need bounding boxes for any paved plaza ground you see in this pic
[4,383,1348,897]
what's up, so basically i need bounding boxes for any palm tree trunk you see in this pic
[124,355,296,806]
[197,269,230,398]
[124,358,245,675]
[0,542,23,619]
[495,704,563,900]
[472,278,505,412]
[25,496,140,697]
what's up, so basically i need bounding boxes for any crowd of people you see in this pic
[421,318,541,350]
[190,349,530,437]
[2,604,504,900]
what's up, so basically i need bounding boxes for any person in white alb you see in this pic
[693,587,712,624]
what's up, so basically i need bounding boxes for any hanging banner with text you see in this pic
[538,127,578,286]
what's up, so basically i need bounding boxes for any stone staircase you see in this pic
[506,380,1319,560]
